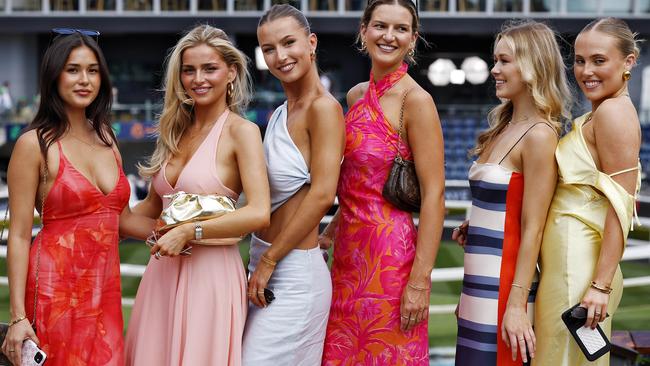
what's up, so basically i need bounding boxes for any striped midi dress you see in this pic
[455,162,537,366]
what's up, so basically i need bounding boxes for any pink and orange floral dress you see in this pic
[25,141,129,365]
[322,63,428,365]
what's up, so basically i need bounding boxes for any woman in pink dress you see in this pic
[2,30,128,365]
[120,25,270,365]
[320,0,445,363]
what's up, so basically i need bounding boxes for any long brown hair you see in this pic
[358,0,422,64]
[28,33,115,159]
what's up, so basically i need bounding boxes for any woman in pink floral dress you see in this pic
[320,0,445,364]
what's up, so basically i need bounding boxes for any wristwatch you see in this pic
[194,223,203,241]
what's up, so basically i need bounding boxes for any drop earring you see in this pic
[623,70,631,81]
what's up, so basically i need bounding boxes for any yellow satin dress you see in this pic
[533,113,640,366]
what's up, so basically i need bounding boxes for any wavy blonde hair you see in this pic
[472,20,571,157]
[139,25,252,178]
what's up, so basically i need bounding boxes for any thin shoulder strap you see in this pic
[498,122,555,164]
[608,166,639,178]
[396,87,415,156]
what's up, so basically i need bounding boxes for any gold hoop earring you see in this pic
[408,48,415,58]
[226,82,234,101]
[360,40,367,52]
[310,49,316,61]
[623,70,631,81]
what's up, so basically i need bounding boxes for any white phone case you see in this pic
[21,339,47,366]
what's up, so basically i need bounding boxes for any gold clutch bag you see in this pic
[158,191,236,232]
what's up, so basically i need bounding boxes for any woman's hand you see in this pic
[400,282,430,332]
[318,233,334,250]
[248,254,275,308]
[150,225,192,258]
[452,220,469,247]
[501,305,535,363]
[580,287,609,329]
[2,319,38,366]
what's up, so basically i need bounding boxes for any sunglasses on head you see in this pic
[50,28,101,45]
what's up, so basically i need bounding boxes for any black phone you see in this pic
[561,303,610,361]
[263,288,275,304]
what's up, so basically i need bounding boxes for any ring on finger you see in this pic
[154,251,161,259]
[401,315,409,319]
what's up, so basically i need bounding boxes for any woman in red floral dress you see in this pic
[2,30,132,365]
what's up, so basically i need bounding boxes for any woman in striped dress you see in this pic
[452,21,571,366]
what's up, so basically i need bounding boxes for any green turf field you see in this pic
[1,239,649,347]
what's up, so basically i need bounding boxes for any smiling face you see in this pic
[360,3,416,69]
[57,45,101,112]
[180,43,235,108]
[257,16,316,84]
[491,38,527,101]
[574,29,635,107]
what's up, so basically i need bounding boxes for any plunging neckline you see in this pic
[59,142,122,197]
[163,109,229,190]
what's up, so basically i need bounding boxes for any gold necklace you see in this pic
[508,115,529,126]
[69,133,98,150]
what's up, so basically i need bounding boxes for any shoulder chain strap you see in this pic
[396,88,414,161]
[32,157,47,327]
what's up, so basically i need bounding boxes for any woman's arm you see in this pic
[582,99,640,329]
[119,182,161,241]
[318,208,340,250]
[248,96,345,307]
[2,131,42,365]
[400,89,445,332]
[501,124,558,363]
[153,120,271,256]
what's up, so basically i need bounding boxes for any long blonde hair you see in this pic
[472,20,571,157]
[139,25,252,178]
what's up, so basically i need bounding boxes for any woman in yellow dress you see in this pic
[533,17,642,366]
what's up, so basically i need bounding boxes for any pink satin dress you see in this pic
[125,110,247,365]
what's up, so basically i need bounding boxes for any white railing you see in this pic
[2,191,650,314]
[2,240,649,312]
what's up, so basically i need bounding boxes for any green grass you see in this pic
[1,240,649,347]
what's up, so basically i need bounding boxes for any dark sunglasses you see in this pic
[49,28,101,45]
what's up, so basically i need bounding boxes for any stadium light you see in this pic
[450,69,466,85]
[427,58,456,86]
[461,56,489,85]
[255,47,268,71]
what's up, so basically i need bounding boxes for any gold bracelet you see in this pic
[511,283,531,292]
[8,316,27,327]
[407,283,430,291]
[260,253,277,267]
[590,281,613,294]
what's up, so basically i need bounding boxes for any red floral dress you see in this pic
[322,63,428,365]
[25,141,129,365]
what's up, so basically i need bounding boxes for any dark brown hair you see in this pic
[258,4,310,35]
[358,0,421,64]
[28,33,115,158]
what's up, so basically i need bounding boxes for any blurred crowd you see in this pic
[0,81,38,124]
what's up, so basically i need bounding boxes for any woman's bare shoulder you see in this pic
[346,82,369,108]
